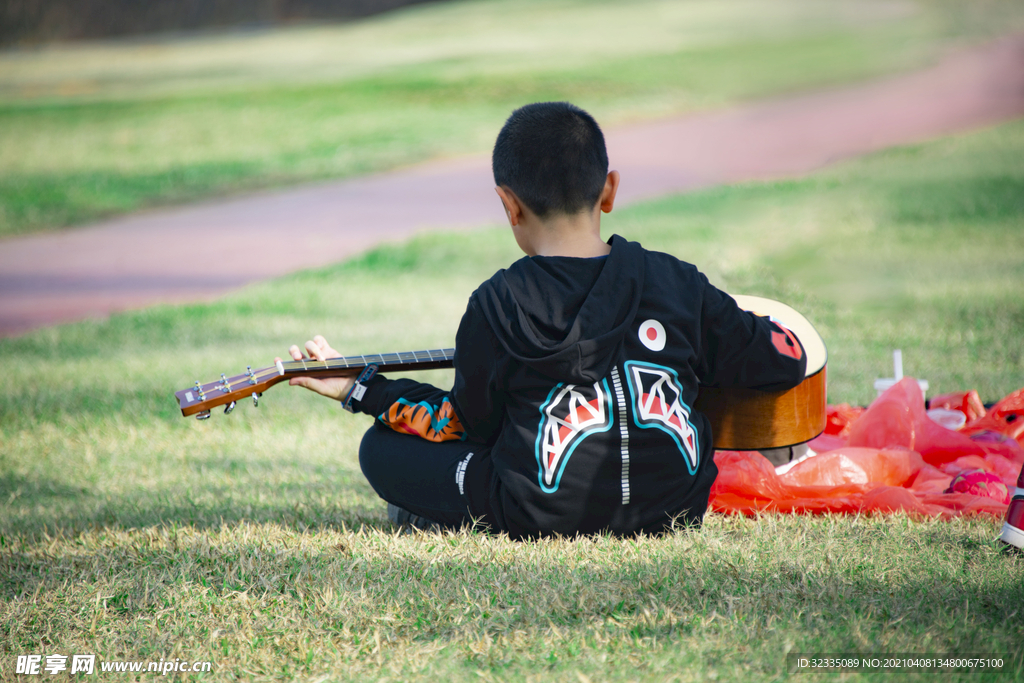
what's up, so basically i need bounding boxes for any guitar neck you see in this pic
[177,346,826,449]
[280,348,455,376]
[175,348,455,417]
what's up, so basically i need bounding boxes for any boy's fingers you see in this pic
[312,334,340,359]
[305,339,325,361]
[286,336,337,364]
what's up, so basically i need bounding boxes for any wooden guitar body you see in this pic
[694,367,826,449]
[176,295,827,450]
[694,295,828,449]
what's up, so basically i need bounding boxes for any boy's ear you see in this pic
[599,171,620,214]
[495,186,522,227]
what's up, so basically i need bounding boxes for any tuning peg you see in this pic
[252,392,260,408]
[196,410,211,420]
[224,401,236,414]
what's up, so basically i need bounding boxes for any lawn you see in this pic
[3,0,1024,237]
[1,112,1022,680]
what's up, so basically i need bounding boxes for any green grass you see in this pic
[2,517,1019,681]
[2,113,1023,679]
[614,125,1024,405]
[4,0,1024,237]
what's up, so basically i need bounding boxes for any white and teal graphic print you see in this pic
[535,380,613,493]
[624,361,699,472]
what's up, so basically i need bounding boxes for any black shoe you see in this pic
[387,503,440,532]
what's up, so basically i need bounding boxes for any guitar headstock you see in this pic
[174,362,286,419]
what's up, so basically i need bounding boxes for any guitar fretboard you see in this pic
[280,348,456,374]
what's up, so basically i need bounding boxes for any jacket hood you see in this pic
[476,234,645,383]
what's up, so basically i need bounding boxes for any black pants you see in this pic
[358,423,494,530]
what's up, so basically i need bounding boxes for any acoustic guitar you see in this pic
[174,295,827,450]
[693,295,827,449]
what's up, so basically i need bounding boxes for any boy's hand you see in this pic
[276,335,355,401]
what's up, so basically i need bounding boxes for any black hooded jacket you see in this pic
[355,235,806,538]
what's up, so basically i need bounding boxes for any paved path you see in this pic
[2,36,1023,337]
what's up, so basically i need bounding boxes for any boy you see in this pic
[283,102,806,538]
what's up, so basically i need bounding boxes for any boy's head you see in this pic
[492,102,609,218]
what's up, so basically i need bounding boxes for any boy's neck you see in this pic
[516,209,610,258]
[498,171,620,258]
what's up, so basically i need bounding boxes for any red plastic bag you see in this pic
[929,390,985,422]
[780,446,920,488]
[824,403,864,437]
[963,388,1024,445]
[708,379,1024,520]
[845,378,984,466]
[709,448,1011,518]
[970,431,1024,462]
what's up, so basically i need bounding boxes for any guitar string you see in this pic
[194,349,457,394]
[280,348,455,373]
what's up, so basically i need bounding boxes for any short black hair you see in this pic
[492,102,609,217]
